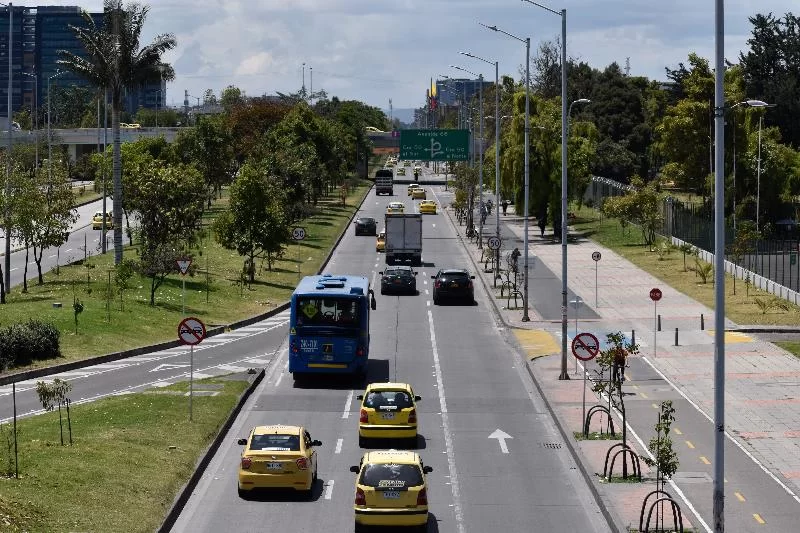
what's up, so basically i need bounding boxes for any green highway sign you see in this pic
[400,129,469,161]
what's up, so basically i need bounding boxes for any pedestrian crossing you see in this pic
[0,310,290,397]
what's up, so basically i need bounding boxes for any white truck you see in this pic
[385,213,423,266]
[375,169,394,195]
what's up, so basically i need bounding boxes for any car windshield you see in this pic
[250,434,300,451]
[295,297,359,326]
[384,269,412,279]
[363,390,413,409]
[360,463,423,488]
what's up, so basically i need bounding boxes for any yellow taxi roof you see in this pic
[365,382,413,393]
[252,425,302,436]
[362,449,420,465]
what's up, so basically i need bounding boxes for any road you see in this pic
[0,195,109,289]
[169,171,611,532]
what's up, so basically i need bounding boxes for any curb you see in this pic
[157,368,265,533]
[442,203,624,533]
[0,182,374,386]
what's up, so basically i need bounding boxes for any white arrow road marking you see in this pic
[149,363,190,373]
[489,429,513,453]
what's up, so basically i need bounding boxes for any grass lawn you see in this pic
[1,180,372,373]
[774,341,800,358]
[0,376,249,532]
[571,207,800,326]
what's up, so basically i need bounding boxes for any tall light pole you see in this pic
[22,70,36,167]
[3,1,13,293]
[712,0,725,529]
[452,65,484,247]
[729,99,771,232]
[481,23,530,321]
[47,70,64,181]
[101,88,108,252]
[461,51,500,244]
[521,0,572,376]
[757,116,763,231]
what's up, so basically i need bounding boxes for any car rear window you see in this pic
[441,272,469,281]
[250,434,300,451]
[360,463,423,488]
[364,390,413,409]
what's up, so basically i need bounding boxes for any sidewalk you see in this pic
[436,184,800,531]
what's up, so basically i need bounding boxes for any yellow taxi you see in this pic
[236,425,321,499]
[92,211,113,230]
[404,160,412,166]
[350,450,432,531]
[376,230,386,252]
[407,184,422,196]
[411,187,426,200]
[357,382,420,447]
[386,201,405,214]
[397,167,406,176]
[418,200,437,214]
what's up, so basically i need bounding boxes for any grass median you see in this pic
[571,208,800,326]
[1,180,372,373]
[0,375,250,532]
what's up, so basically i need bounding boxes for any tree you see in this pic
[213,163,290,281]
[600,177,663,246]
[640,400,679,494]
[728,221,760,295]
[28,167,77,285]
[173,114,235,201]
[58,0,177,265]
[125,162,205,305]
[35,378,74,446]
[220,85,245,113]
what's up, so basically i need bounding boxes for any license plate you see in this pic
[394,279,401,284]
[383,491,401,499]
[266,462,282,470]
[380,412,395,420]
[451,282,459,287]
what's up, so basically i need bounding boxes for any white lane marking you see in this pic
[274,372,284,387]
[427,310,464,533]
[49,254,57,258]
[425,289,429,295]
[10,268,18,271]
[427,300,430,307]
[335,438,343,454]
[371,270,378,288]
[342,390,354,419]
[65,248,73,252]
[324,479,334,500]
[640,355,800,505]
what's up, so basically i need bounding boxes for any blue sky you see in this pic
[16,1,797,110]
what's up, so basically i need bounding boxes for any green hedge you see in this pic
[0,320,61,370]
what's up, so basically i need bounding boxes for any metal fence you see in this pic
[584,176,800,294]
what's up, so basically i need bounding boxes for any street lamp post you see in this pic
[452,65,484,247]
[521,0,572,377]
[757,116,762,231]
[481,23,531,321]
[47,70,64,181]
[22,71,36,167]
[461,52,501,246]
[729,99,771,232]
[3,1,13,293]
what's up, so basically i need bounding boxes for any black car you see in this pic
[380,266,417,295]
[354,217,377,236]
[431,268,475,304]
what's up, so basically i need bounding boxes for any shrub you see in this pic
[0,320,61,368]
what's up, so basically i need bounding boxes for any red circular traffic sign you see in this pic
[178,317,206,345]
[649,288,662,302]
[571,332,600,361]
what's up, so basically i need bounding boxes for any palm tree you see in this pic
[57,1,176,264]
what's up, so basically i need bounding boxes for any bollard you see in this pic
[700,313,704,330]
[631,330,636,346]
[675,328,679,346]
[657,314,662,331]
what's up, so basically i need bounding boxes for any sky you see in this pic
[15,1,798,113]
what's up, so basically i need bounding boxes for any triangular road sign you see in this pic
[176,259,192,275]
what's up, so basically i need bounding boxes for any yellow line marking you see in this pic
[674,428,683,435]
[753,514,765,525]
[652,403,659,409]
[632,384,640,389]
[513,329,560,359]
[735,492,746,502]
[706,330,754,343]
[640,392,648,399]
[700,456,711,465]
[686,441,695,449]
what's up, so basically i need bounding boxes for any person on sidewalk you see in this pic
[501,200,508,216]
[538,217,546,237]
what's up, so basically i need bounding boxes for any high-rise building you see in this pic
[435,78,492,107]
[0,5,162,121]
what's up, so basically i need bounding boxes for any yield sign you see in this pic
[571,332,600,361]
[176,259,192,275]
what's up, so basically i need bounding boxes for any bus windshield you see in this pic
[294,297,360,328]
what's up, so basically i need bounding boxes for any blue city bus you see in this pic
[289,274,377,380]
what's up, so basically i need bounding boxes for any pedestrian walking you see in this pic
[501,200,508,216]
[538,217,546,237]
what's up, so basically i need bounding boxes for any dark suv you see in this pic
[354,217,377,236]
[431,269,475,304]
[379,266,418,295]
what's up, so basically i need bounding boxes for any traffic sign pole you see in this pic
[592,251,601,308]
[189,344,194,421]
[178,317,205,421]
[571,332,599,437]
[649,288,662,358]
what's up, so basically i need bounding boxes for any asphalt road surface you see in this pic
[169,181,611,533]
